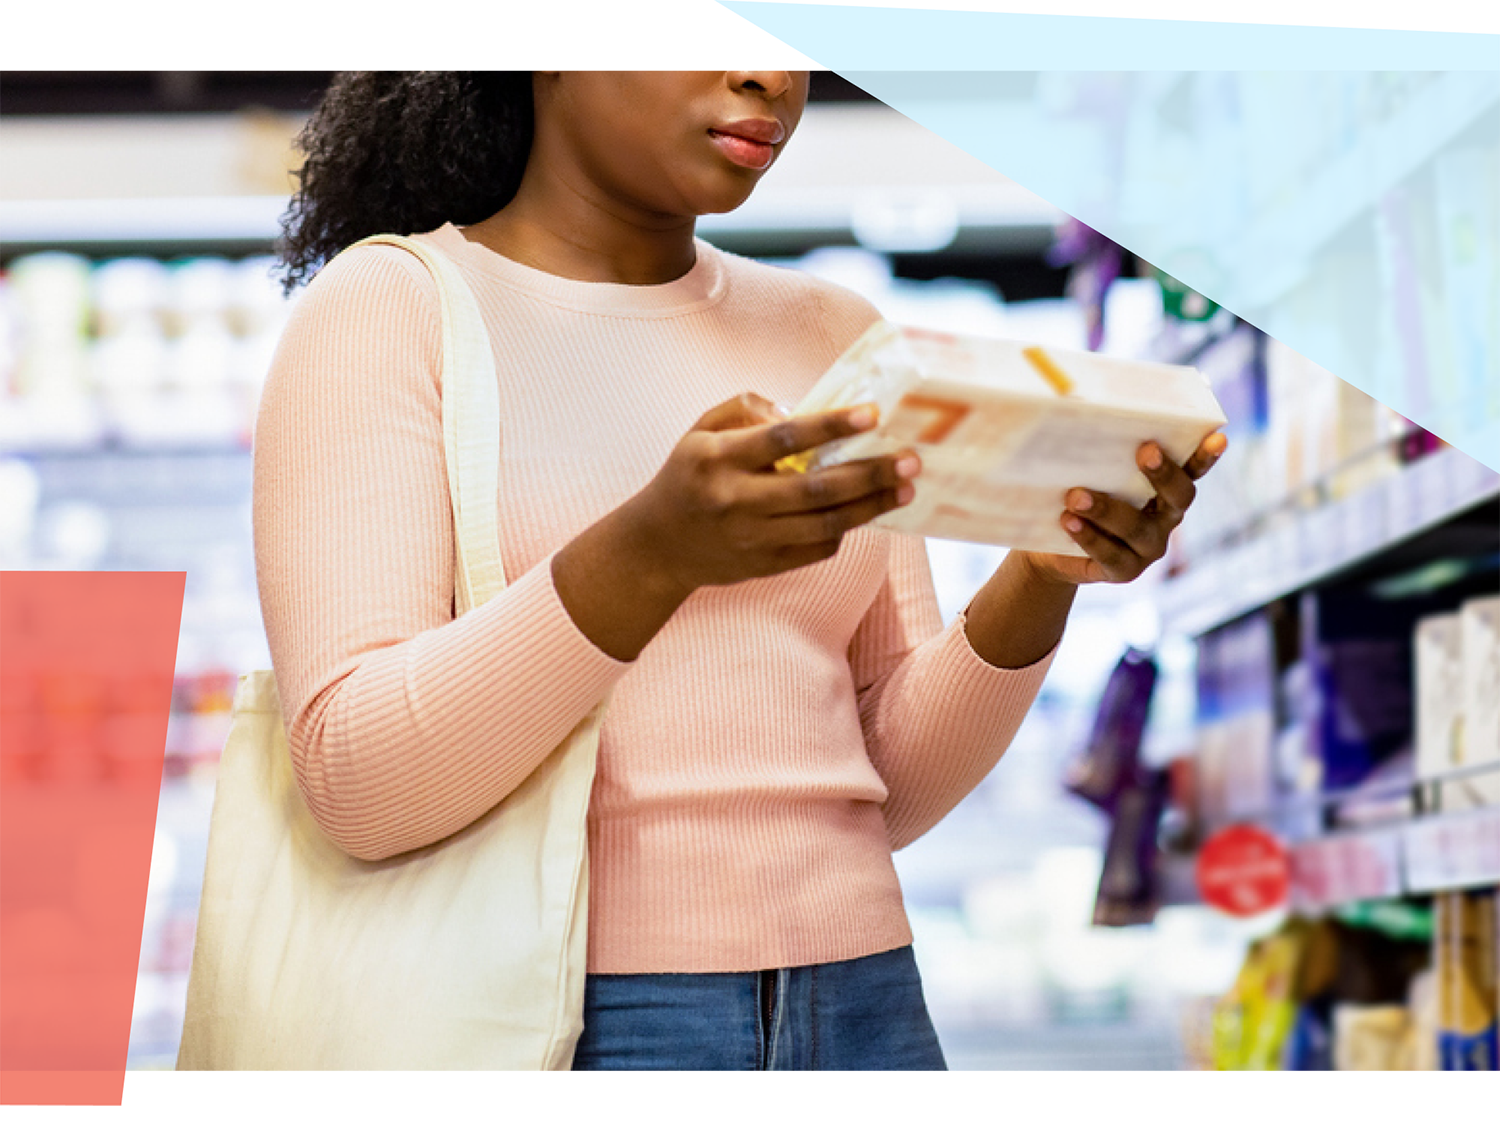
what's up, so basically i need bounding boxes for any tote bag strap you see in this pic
[351,233,507,614]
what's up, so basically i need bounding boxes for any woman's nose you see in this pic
[726,71,796,100]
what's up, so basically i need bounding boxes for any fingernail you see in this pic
[895,455,921,479]
[1142,445,1162,470]
[849,405,877,429]
[1063,515,1084,534]
[896,482,915,505]
[1068,489,1092,512]
[774,402,793,419]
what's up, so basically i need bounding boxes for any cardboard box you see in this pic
[1448,595,1500,812]
[781,321,1227,556]
[1414,612,1465,782]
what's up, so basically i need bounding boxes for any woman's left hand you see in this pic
[1017,431,1228,587]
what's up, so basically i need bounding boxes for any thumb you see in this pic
[693,392,788,433]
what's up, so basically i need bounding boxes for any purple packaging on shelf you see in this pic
[1064,647,1167,926]
[1299,587,1458,793]
[1195,612,1277,824]
[1092,768,1171,927]
[1065,647,1158,812]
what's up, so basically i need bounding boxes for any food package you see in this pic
[1338,1008,1416,1131]
[1242,924,1306,1070]
[1211,939,1260,1070]
[1300,587,1428,793]
[1447,596,1500,812]
[1414,613,1465,784]
[1333,1004,1413,1070]
[1402,969,1439,1072]
[1435,888,1499,1070]
[1194,613,1277,826]
[1213,920,1310,1070]
[779,320,1227,556]
[1065,647,1158,811]
[1075,644,1176,923]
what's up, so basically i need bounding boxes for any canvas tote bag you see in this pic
[178,234,607,1070]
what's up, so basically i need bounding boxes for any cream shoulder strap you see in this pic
[351,233,507,609]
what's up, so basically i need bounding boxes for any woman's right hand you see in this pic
[552,392,920,663]
[626,392,921,592]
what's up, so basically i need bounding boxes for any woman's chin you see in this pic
[689,181,762,219]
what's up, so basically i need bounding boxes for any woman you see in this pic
[258,71,1224,1071]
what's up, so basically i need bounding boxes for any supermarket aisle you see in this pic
[4,75,1498,1074]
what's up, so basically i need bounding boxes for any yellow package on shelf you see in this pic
[778,320,1228,556]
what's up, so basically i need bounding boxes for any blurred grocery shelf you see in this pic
[1157,443,1500,638]
[1159,801,1500,916]
[0,103,1064,261]
[0,196,291,252]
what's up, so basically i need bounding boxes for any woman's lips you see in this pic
[708,120,785,171]
[709,130,775,170]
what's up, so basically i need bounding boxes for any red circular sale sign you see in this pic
[1196,825,1291,916]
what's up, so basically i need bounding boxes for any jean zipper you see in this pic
[759,968,777,1067]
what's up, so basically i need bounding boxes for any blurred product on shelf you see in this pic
[1457,597,1500,809]
[163,668,238,781]
[1046,218,1124,352]
[1334,1004,1419,1071]
[1168,323,1419,575]
[1063,648,1167,926]
[1416,612,1467,786]
[0,252,293,452]
[1212,917,1308,1070]
[1435,888,1499,1070]
[1066,648,1158,811]
[1193,611,1278,829]
[1417,595,1500,813]
[1301,586,1424,796]
[1151,266,1220,325]
[1212,912,1439,1070]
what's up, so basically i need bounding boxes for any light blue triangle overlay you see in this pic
[723,9,1500,472]
[838,71,1500,471]
[722,5,1500,70]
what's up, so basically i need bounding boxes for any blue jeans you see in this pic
[570,944,947,1070]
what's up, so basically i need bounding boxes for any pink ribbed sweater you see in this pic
[252,222,1054,974]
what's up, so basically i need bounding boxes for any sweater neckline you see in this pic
[420,222,728,318]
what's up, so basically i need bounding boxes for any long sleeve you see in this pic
[251,244,631,862]
[849,534,1055,851]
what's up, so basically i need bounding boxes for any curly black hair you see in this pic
[276,72,534,293]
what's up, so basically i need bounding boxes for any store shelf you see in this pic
[1159,804,1500,914]
[7,445,252,507]
[0,195,290,248]
[1289,807,1500,912]
[1157,445,1500,638]
[0,187,1063,260]
[1288,826,1406,910]
[0,102,1067,260]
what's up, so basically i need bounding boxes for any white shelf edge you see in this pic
[0,196,291,244]
[0,189,1065,249]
